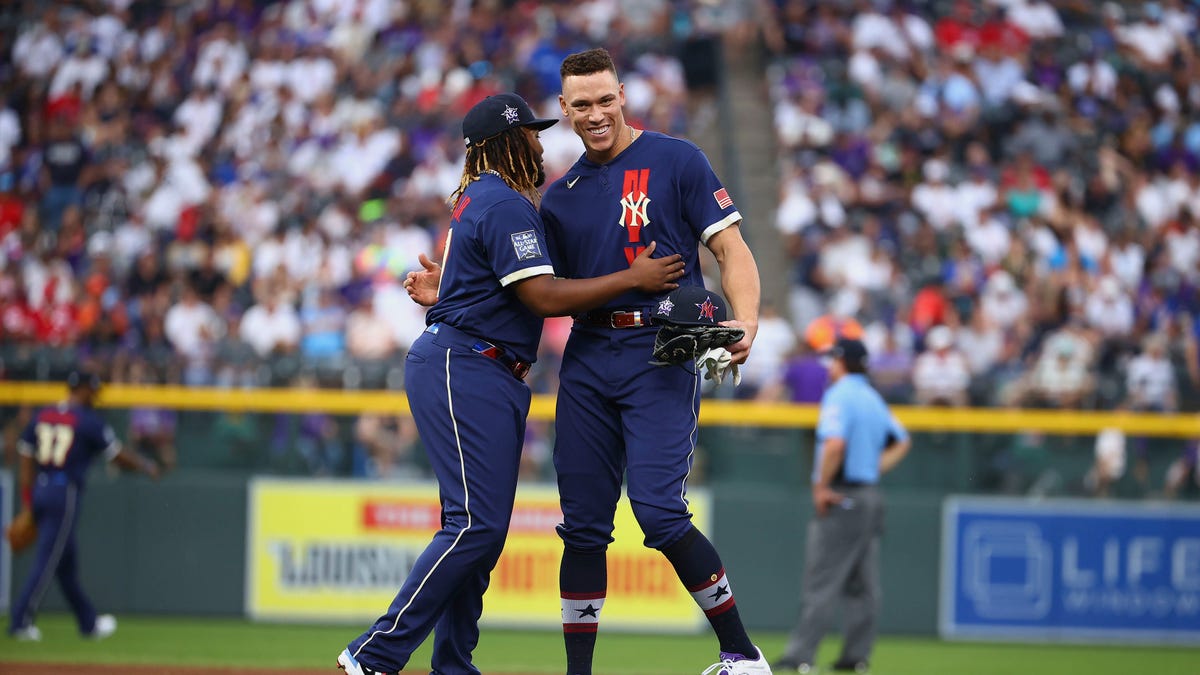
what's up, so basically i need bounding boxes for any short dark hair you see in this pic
[560,48,618,80]
[844,360,868,375]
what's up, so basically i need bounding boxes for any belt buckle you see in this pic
[610,311,642,328]
[511,361,531,381]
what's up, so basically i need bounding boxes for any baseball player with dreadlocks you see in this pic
[539,48,770,675]
[337,92,684,675]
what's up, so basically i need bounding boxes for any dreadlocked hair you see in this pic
[448,126,542,209]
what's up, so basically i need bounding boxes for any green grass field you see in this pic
[1,614,1197,674]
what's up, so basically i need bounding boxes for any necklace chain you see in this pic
[480,169,502,178]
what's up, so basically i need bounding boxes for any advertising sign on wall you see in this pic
[247,479,708,631]
[940,497,1200,644]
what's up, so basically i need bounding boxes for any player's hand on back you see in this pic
[404,253,442,307]
[628,241,684,293]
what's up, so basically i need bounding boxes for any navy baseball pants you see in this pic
[9,477,100,635]
[554,326,701,552]
[347,325,529,675]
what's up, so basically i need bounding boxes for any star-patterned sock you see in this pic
[560,547,606,675]
[661,526,756,658]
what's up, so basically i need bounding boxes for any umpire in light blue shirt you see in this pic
[772,337,910,675]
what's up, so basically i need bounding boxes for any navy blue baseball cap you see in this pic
[67,369,102,390]
[463,93,557,146]
[653,286,730,326]
[825,337,868,369]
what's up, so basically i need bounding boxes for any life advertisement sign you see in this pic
[940,497,1200,644]
[246,479,709,631]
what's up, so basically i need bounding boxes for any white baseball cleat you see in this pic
[11,624,42,641]
[702,646,774,675]
[337,648,392,675]
[87,614,117,640]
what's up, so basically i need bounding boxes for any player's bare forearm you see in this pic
[879,438,910,474]
[114,449,160,479]
[708,225,761,363]
[815,437,846,488]
[813,437,846,516]
[513,241,684,317]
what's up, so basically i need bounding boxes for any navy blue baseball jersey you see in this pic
[427,172,556,363]
[10,400,121,639]
[18,403,121,487]
[540,131,740,310]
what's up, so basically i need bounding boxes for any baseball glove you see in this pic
[6,510,36,553]
[651,324,745,367]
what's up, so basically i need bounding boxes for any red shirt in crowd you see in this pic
[35,301,80,345]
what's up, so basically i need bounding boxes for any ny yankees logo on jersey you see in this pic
[619,169,651,265]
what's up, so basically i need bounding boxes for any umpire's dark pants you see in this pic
[780,485,883,666]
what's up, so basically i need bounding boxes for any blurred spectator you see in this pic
[299,286,347,365]
[240,290,300,359]
[1125,333,1178,413]
[1011,330,1096,409]
[353,413,421,479]
[912,325,970,407]
[861,321,914,402]
[126,361,178,473]
[737,304,796,399]
[1165,442,1200,499]
[978,271,1028,332]
[1084,427,1127,497]
[163,283,221,385]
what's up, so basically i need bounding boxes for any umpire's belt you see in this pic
[574,309,656,329]
[425,323,531,381]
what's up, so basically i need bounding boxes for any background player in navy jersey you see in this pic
[337,92,683,675]
[540,48,769,675]
[8,370,159,642]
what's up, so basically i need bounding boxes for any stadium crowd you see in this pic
[757,0,1200,497]
[761,0,1200,410]
[0,0,739,393]
[0,0,1196,495]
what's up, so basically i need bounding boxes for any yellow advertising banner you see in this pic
[246,479,709,631]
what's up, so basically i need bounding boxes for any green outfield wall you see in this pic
[3,387,1193,635]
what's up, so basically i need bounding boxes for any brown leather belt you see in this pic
[574,309,656,329]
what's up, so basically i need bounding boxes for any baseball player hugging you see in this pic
[338,92,682,675]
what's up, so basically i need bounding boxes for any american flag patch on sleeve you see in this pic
[713,188,733,209]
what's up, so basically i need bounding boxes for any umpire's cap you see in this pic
[67,369,102,391]
[826,337,868,370]
[463,93,557,146]
[653,286,729,326]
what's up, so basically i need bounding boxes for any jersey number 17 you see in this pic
[35,422,74,467]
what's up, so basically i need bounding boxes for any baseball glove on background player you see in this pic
[649,287,744,385]
[6,510,36,553]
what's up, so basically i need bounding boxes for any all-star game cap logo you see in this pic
[656,286,728,326]
[502,105,520,124]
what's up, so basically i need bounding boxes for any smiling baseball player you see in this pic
[337,92,683,675]
[539,49,769,675]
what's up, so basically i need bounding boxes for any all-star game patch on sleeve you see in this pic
[679,147,742,245]
[483,197,555,287]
